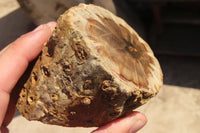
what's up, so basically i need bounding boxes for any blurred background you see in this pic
[0,0,200,133]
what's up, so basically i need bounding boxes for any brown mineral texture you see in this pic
[16,4,163,127]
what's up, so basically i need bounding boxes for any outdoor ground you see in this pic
[0,0,200,133]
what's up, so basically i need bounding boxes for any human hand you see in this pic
[0,22,57,132]
[0,22,147,133]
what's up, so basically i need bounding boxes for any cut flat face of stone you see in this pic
[16,4,163,127]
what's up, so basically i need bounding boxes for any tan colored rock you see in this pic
[16,4,163,127]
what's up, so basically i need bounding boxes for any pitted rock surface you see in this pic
[16,4,163,127]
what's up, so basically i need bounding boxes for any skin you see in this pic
[0,22,147,133]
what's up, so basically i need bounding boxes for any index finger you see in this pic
[0,22,56,127]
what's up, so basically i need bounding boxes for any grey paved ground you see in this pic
[1,1,200,133]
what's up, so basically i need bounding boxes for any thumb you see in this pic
[92,112,147,133]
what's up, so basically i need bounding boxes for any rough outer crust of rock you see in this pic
[16,4,163,127]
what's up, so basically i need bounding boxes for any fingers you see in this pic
[1,99,16,127]
[0,21,56,94]
[0,22,56,127]
[0,126,9,133]
[92,112,147,133]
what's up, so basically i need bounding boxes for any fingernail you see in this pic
[129,119,146,133]
[46,22,56,32]
[33,24,45,32]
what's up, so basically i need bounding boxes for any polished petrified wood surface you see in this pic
[16,4,163,127]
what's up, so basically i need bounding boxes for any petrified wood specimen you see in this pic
[16,4,163,127]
